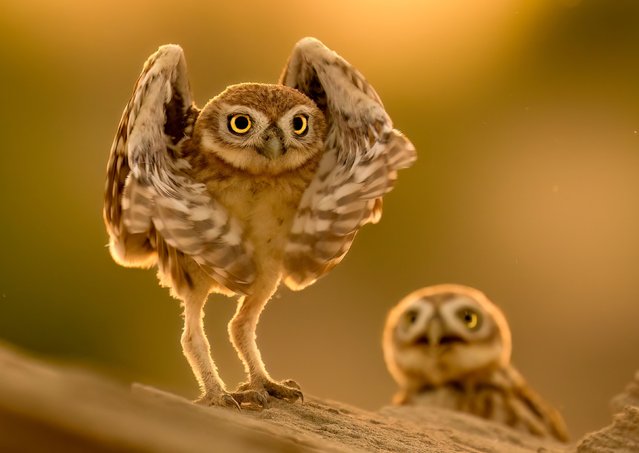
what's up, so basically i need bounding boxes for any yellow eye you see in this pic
[458,309,480,330]
[292,114,308,136]
[228,114,252,134]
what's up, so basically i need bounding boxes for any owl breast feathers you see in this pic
[103,38,416,297]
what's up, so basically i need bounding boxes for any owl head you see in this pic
[193,83,326,176]
[383,284,512,391]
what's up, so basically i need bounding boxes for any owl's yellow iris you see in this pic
[292,114,308,135]
[229,114,252,134]
[460,309,480,330]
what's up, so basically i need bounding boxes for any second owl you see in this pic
[382,284,569,442]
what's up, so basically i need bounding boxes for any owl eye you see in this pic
[457,308,481,330]
[404,309,419,325]
[292,114,308,136]
[228,114,252,134]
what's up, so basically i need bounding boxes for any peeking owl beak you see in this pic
[426,317,444,346]
[259,125,285,159]
[425,317,466,348]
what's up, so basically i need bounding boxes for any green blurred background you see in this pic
[1,0,638,440]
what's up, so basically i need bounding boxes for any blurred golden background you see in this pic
[0,0,637,440]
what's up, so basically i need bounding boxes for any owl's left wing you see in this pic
[280,38,416,290]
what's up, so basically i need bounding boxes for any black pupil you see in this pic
[407,310,417,323]
[464,313,473,322]
[234,115,249,130]
[293,116,304,131]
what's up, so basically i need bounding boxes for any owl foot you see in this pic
[194,391,241,410]
[280,379,302,391]
[264,378,303,402]
[230,389,269,408]
[236,378,303,404]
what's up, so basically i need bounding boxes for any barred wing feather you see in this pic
[280,38,416,290]
[103,45,255,294]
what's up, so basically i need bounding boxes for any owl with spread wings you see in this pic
[104,37,415,408]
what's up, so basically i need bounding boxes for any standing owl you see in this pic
[382,284,569,442]
[103,38,415,408]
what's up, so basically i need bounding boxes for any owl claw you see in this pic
[194,391,241,410]
[280,379,304,402]
[281,379,302,390]
[263,378,304,403]
[231,389,269,408]
[221,393,242,411]
[235,378,304,405]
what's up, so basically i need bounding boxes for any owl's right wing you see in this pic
[104,45,255,294]
[280,38,416,290]
[502,367,570,443]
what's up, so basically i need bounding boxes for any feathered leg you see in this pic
[181,286,239,408]
[228,281,303,404]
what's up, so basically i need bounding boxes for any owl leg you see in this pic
[180,287,240,409]
[228,285,303,404]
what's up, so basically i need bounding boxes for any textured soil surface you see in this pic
[0,343,635,452]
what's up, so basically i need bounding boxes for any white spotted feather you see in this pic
[103,45,255,294]
[280,38,416,290]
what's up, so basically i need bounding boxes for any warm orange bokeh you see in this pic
[0,0,637,439]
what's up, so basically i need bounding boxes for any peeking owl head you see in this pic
[381,285,570,443]
[383,284,512,389]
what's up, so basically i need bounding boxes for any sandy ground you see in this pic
[576,371,639,453]
[0,342,635,452]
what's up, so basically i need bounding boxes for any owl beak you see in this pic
[426,318,444,346]
[259,126,285,159]
[263,136,283,159]
[425,318,465,348]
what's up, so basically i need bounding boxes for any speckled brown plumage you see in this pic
[103,38,415,409]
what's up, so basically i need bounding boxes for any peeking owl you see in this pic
[103,38,415,409]
[382,284,569,442]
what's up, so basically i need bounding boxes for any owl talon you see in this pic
[281,379,302,390]
[194,391,241,410]
[235,379,303,404]
[222,393,242,411]
[231,389,269,408]
[263,379,304,403]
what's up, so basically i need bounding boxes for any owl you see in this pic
[103,38,416,409]
[382,284,569,442]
